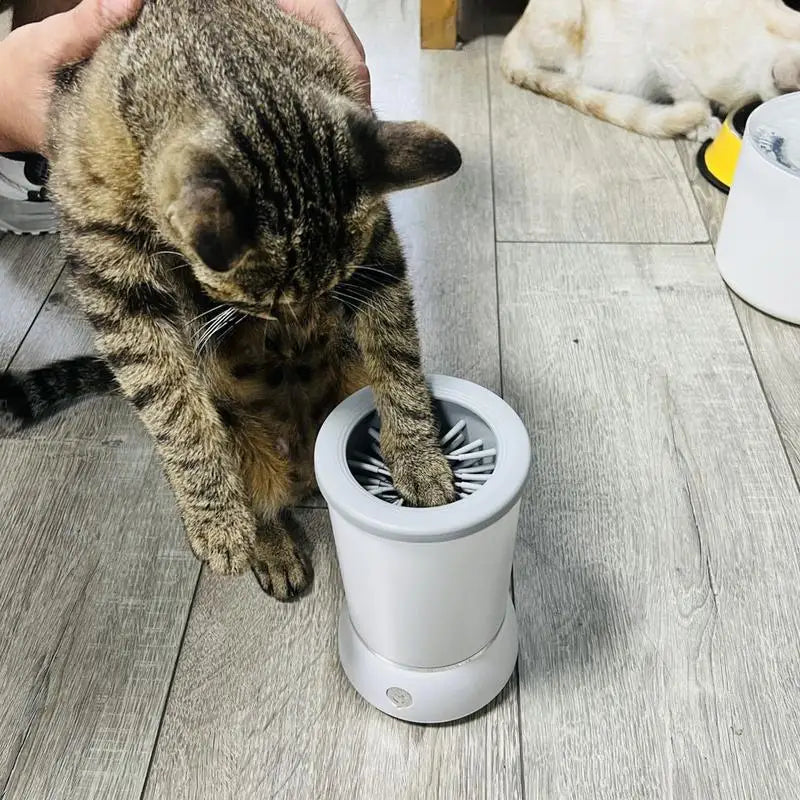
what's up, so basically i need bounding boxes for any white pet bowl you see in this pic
[314,375,530,723]
[717,91,800,322]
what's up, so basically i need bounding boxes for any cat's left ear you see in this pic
[348,112,462,194]
[162,151,254,273]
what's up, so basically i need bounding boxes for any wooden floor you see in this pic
[3,3,800,798]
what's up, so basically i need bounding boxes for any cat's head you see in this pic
[155,105,461,315]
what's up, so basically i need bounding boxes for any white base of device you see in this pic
[338,595,519,724]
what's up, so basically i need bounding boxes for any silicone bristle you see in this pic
[441,420,466,447]
[446,448,496,462]
[352,418,496,506]
[449,438,484,457]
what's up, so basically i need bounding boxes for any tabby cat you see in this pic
[0,0,461,599]
[501,0,800,138]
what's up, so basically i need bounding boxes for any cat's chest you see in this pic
[217,307,354,399]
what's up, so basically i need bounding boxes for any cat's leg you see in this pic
[344,225,455,507]
[67,246,257,575]
[250,515,312,600]
[501,60,711,138]
[227,412,312,600]
[500,13,710,138]
[655,63,721,142]
[683,115,722,143]
[350,279,455,507]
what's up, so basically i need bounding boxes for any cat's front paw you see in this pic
[388,446,456,508]
[187,514,255,576]
[251,518,312,601]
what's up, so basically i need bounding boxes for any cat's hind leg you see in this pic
[500,13,713,138]
[250,514,312,601]
[501,57,712,138]
[228,410,313,600]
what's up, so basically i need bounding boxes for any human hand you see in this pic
[277,0,371,105]
[0,0,143,154]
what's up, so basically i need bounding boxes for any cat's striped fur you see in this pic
[0,0,461,599]
[0,356,115,432]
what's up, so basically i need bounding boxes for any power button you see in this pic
[386,687,412,708]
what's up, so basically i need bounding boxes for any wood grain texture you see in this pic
[146,4,519,797]
[0,438,199,800]
[731,295,800,480]
[486,33,708,244]
[0,242,200,798]
[143,510,521,800]
[0,235,63,369]
[498,242,800,798]
[420,0,457,49]
[675,139,728,243]
[7,270,154,445]
[346,0,501,393]
[675,137,800,596]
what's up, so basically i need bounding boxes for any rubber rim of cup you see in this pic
[314,375,531,543]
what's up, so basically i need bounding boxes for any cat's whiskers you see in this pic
[351,271,395,290]
[341,280,383,302]
[197,313,231,353]
[332,293,361,317]
[355,264,400,282]
[187,304,226,328]
[195,306,238,353]
[279,297,300,326]
[217,310,247,346]
[195,317,220,353]
[334,285,371,306]
[333,286,389,320]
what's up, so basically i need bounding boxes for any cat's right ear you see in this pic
[162,152,254,272]
[348,111,462,195]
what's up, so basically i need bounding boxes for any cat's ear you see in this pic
[349,113,462,194]
[164,153,253,272]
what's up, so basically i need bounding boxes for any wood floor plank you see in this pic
[731,296,800,477]
[7,271,153,444]
[486,34,708,244]
[345,0,501,393]
[1,246,200,797]
[498,242,800,798]
[143,510,522,800]
[146,3,518,796]
[0,438,199,800]
[675,138,800,578]
[0,236,63,369]
[675,139,728,243]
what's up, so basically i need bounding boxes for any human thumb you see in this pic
[50,0,143,65]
